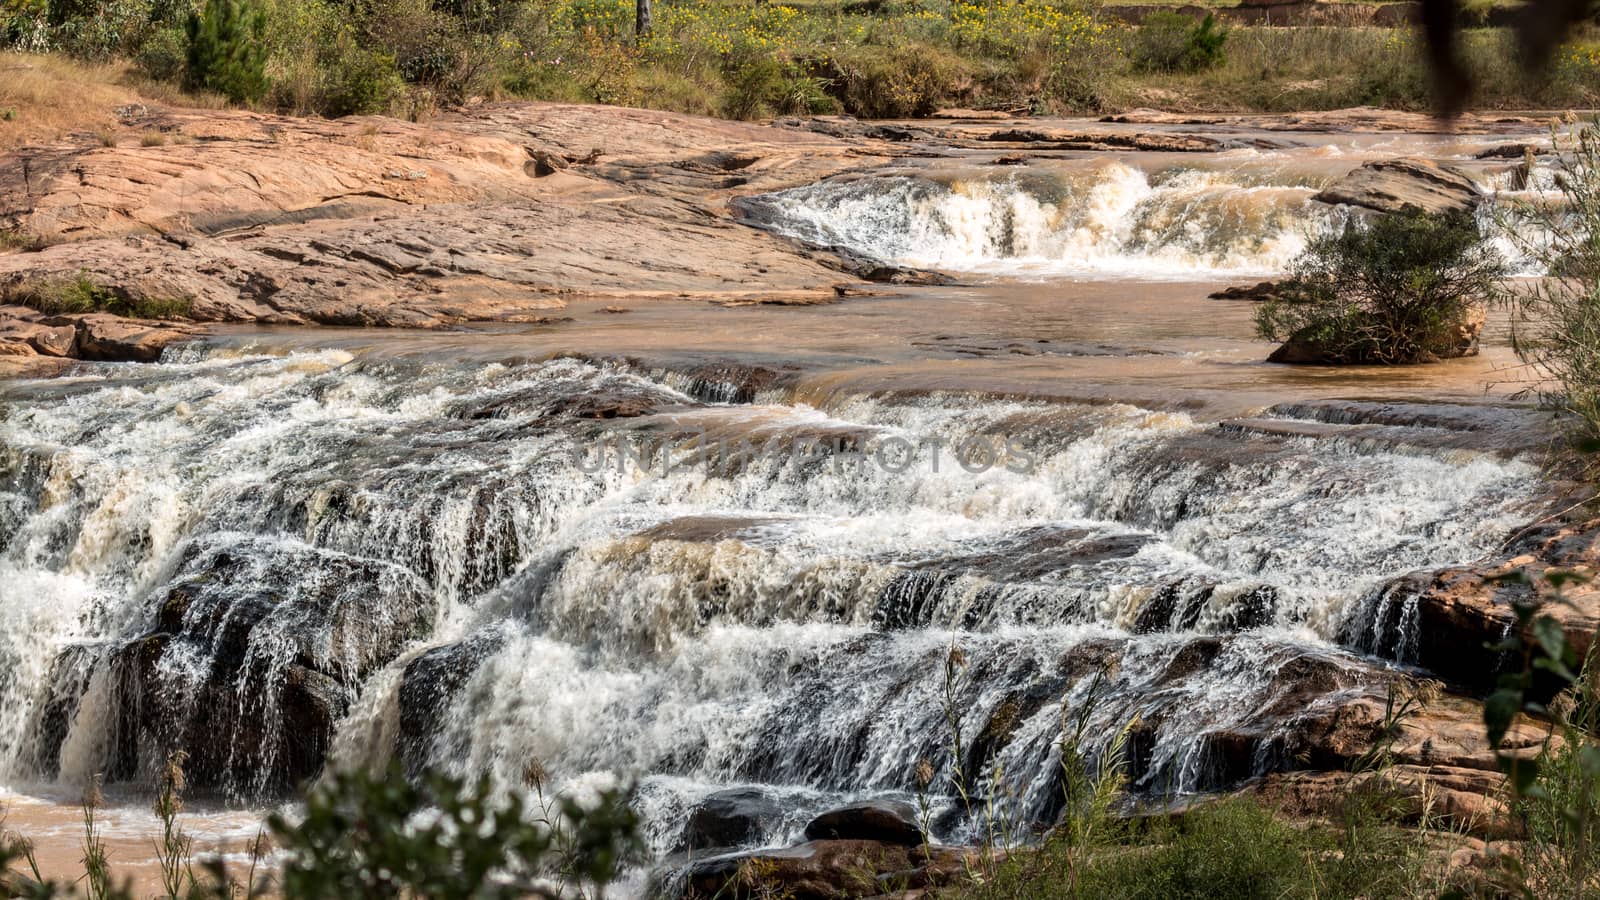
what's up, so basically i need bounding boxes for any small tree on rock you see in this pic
[1256,205,1505,365]
[185,0,268,104]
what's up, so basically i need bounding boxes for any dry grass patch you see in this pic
[0,52,222,150]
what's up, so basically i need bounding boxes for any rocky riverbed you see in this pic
[1,99,1595,896]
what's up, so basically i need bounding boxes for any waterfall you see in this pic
[0,345,1540,857]
[737,163,1343,278]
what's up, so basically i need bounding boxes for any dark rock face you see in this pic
[396,630,505,776]
[1345,524,1600,697]
[1312,157,1482,215]
[681,787,785,851]
[1208,280,1282,302]
[803,799,924,846]
[40,538,435,796]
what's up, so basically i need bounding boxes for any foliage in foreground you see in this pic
[1255,206,1505,365]
[0,763,642,900]
[1505,119,1600,483]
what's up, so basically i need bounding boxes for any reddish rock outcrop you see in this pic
[0,305,199,364]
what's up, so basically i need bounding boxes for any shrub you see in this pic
[8,273,192,318]
[133,25,187,81]
[721,53,834,119]
[822,42,968,118]
[1132,11,1225,75]
[316,28,403,116]
[1255,206,1505,365]
[185,0,268,103]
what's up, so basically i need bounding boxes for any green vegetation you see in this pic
[184,0,268,102]
[1130,11,1224,74]
[271,766,641,899]
[4,0,1600,121]
[953,796,1443,900]
[1255,206,1505,365]
[7,274,193,319]
[1505,120,1600,484]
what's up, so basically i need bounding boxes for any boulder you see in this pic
[1345,523,1600,695]
[1313,158,1482,215]
[1209,281,1283,302]
[803,799,924,846]
[397,631,506,776]
[0,868,43,898]
[682,787,784,850]
[1371,1,1421,25]
[70,313,194,362]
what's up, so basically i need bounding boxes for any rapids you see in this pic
[0,123,1564,888]
[0,344,1542,858]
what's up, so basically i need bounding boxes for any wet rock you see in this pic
[1347,524,1600,695]
[677,362,796,404]
[81,538,436,795]
[803,800,924,846]
[68,313,195,362]
[679,840,976,900]
[397,630,506,775]
[682,787,784,850]
[1313,158,1482,215]
[1475,142,1544,160]
[1208,280,1282,302]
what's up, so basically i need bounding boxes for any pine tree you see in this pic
[184,0,268,104]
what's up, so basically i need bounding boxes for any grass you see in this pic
[949,796,1456,900]
[0,51,221,150]
[6,274,193,320]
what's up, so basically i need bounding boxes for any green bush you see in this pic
[316,28,403,116]
[7,274,192,319]
[955,794,1435,900]
[185,0,268,102]
[1255,206,1505,365]
[822,42,968,118]
[133,25,187,81]
[721,53,834,120]
[1132,11,1226,75]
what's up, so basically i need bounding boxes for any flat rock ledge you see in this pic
[0,305,200,367]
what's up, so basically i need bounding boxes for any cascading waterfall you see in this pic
[737,162,1342,278]
[738,159,1556,278]
[0,345,1542,865]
